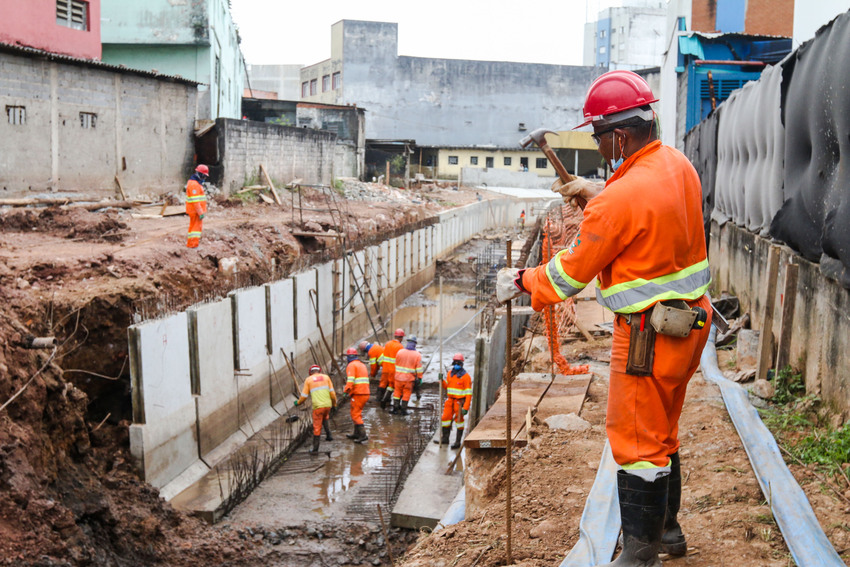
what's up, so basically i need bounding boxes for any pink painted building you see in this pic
[0,0,101,60]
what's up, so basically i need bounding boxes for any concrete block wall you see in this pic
[0,52,197,198]
[128,197,531,498]
[216,118,336,195]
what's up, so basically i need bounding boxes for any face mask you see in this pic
[610,134,624,172]
[452,362,462,368]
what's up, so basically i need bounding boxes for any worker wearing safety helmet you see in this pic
[185,164,209,248]
[377,329,405,410]
[344,347,370,443]
[294,364,337,454]
[392,335,422,416]
[497,70,711,566]
[359,340,384,380]
[434,353,472,449]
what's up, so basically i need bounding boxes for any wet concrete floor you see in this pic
[224,280,480,529]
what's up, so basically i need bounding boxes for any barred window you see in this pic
[56,0,88,31]
[7,106,25,125]
[80,112,96,129]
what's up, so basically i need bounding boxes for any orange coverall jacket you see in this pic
[379,340,403,374]
[521,140,711,469]
[185,178,207,216]
[344,359,371,396]
[394,348,423,384]
[442,370,472,411]
[366,343,384,377]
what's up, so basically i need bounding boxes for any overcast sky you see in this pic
[230,0,625,67]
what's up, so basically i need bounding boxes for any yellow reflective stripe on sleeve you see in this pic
[597,259,711,314]
[545,250,589,301]
[186,195,206,203]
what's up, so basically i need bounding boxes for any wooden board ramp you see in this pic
[464,373,592,449]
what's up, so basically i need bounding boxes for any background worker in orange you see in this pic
[392,335,422,416]
[359,340,384,382]
[294,364,337,454]
[185,164,209,248]
[497,70,712,566]
[344,347,370,444]
[434,353,472,449]
[378,329,405,410]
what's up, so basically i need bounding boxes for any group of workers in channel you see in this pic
[498,69,711,566]
[293,326,473,455]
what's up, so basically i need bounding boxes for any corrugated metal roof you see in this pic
[0,41,201,86]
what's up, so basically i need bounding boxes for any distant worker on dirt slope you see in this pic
[519,209,526,229]
[344,347,370,444]
[294,364,338,455]
[434,353,472,449]
[185,164,209,248]
[497,70,712,566]
[359,340,384,381]
[392,335,423,416]
[378,329,405,410]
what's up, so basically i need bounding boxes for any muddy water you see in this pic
[224,280,479,531]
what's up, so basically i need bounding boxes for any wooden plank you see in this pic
[775,263,799,372]
[259,164,282,205]
[161,205,186,217]
[237,185,268,194]
[494,305,537,316]
[114,175,127,200]
[463,381,547,448]
[258,192,275,204]
[756,245,781,382]
[291,231,343,238]
[534,373,592,421]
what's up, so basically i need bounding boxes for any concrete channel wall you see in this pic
[128,196,554,498]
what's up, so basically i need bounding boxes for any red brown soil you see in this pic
[397,332,850,566]
[0,182,489,566]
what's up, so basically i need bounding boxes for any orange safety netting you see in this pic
[541,206,589,375]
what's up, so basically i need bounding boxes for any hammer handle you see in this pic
[539,142,587,210]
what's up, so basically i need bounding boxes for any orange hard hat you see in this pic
[346,347,358,356]
[575,70,658,129]
[394,328,405,338]
[196,164,209,175]
[452,353,464,362]
[309,364,321,374]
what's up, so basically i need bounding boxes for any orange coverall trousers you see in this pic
[187,213,203,248]
[393,379,414,402]
[379,370,394,392]
[311,407,331,436]
[607,294,712,468]
[441,398,466,427]
[349,394,369,425]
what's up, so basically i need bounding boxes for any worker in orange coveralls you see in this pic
[378,328,405,410]
[185,164,209,248]
[294,365,337,455]
[392,335,422,416]
[344,347,370,444]
[434,353,472,449]
[359,340,384,381]
[519,209,526,229]
[497,70,712,566]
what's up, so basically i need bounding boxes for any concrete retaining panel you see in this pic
[267,278,296,408]
[316,262,334,333]
[295,269,319,347]
[128,313,201,491]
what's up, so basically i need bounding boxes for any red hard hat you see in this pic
[452,353,464,362]
[196,164,209,175]
[575,70,658,129]
[309,364,321,374]
[394,328,405,338]
[346,347,358,355]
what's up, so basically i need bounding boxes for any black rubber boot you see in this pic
[355,424,369,444]
[390,398,400,414]
[382,389,393,410]
[322,420,333,441]
[308,435,321,455]
[400,400,409,415]
[346,427,358,440]
[451,428,463,449]
[376,387,386,407]
[661,452,686,556]
[434,426,451,445]
[600,470,668,566]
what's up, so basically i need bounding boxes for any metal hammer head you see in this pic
[519,128,556,149]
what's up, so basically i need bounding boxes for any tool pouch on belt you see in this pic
[626,312,656,376]
[650,300,699,338]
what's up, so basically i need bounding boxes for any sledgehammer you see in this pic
[519,128,587,210]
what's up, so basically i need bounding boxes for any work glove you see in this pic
[199,213,205,220]
[293,399,299,407]
[416,378,422,387]
[550,177,604,207]
[496,268,528,304]
[462,409,468,416]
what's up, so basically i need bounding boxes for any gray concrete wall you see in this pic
[0,52,197,198]
[460,167,557,189]
[709,221,850,417]
[215,118,336,194]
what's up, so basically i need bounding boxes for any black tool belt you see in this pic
[622,300,708,376]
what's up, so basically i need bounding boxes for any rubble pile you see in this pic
[341,180,415,204]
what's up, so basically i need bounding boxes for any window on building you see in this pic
[621,26,625,34]
[486,157,494,168]
[611,28,616,35]
[322,75,330,92]
[470,156,478,165]
[56,0,88,31]
[448,156,458,165]
[536,158,548,169]
[332,72,341,89]
[599,46,607,54]
[503,157,512,166]
[6,106,25,125]
[600,29,606,38]
[79,112,96,129]
[301,82,309,98]
[310,79,317,95]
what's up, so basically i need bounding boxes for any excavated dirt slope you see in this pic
[0,181,485,566]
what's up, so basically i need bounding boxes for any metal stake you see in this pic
[439,275,444,447]
[504,239,513,565]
